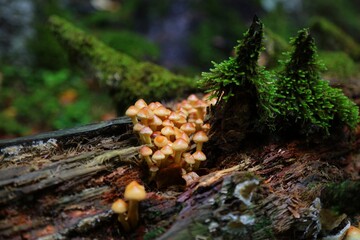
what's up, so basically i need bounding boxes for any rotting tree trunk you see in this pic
[0,117,359,239]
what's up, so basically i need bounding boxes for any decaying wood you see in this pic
[0,117,143,239]
[0,117,359,239]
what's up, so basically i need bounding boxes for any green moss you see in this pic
[200,17,359,144]
[200,16,279,151]
[49,16,196,111]
[319,51,359,80]
[277,29,359,135]
[310,17,360,60]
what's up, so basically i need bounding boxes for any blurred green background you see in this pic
[0,0,359,138]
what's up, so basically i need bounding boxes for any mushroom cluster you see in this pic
[111,181,147,231]
[125,94,215,181]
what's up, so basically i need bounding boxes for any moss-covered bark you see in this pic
[49,16,196,112]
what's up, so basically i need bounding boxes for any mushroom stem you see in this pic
[144,156,154,168]
[196,142,204,151]
[127,200,139,229]
[174,151,184,164]
[117,214,131,232]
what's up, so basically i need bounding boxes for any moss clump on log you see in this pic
[200,17,359,151]
[48,16,196,111]
[200,16,279,152]
[277,29,359,136]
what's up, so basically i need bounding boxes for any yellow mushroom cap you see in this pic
[161,126,175,137]
[162,119,174,127]
[192,150,207,162]
[187,94,199,105]
[193,99,207,109]
[140,126,153,136]
[124,181,147,201]
[137,107,154,121]
[154,135,169,148]
[168,112,181,122]
[172,138,188,152]
[176,132,190,143]
[149,115,163,128]
[133,123,145,132]
[148,102,158,111]
[174,116,187,126]
[140,146,152,157]
[125,106,139,117]
[193,131,209,143]
[161,145,174,155]
[184,154,195,164]
[134,99,147,109]
[180,123,196,136]
[111,199,128,214]
[154,106,171,118]
[152,150,165,162]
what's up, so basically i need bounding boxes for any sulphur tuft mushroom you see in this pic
[172,138,189,164]
[140,146,154,167]
[139,126,153,145]
[125,106,139,125]
[152,150,165,168]
[192,150,207,170]
[134,99,147,109]
[193,131,209,151]
[111,199,131,232]
[124,181,147,229]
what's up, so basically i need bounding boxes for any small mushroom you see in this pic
[180,123,196,136]
[149,165,159,182]
[174,116,187,128]
[193,99,207,120]
[111,199,131,232]
[124,181,147,228]
[195,118,204,131]
[140,146,154,167]
[187,94,199,105]
[154,106,171,120]
[134,99,147,109]
[154,135,169,149]
[133,122,145,141]
[152,150,165,168]
[161,126,175,141]
[183,153,195,171]
[139,126,153,145]
[137,107,154,126]
[162,119,174,127]
[172,138,189,164]
[192,150,207,170]
[125,106,139,125]
[160,145,174,165]
[149,115,162,131]
[193,131,209,151]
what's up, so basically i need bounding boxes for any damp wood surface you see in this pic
[0,117,360,239]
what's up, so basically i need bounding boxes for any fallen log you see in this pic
[1,117,359,239]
